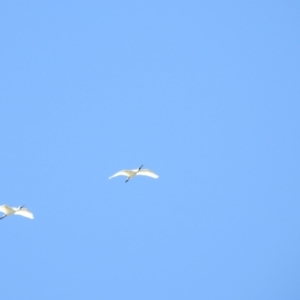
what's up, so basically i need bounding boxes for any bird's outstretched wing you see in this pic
[109,170,134,179]
[0,205,12,214]
[136,169,159,178]
[14,208,34,219]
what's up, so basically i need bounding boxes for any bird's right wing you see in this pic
[109,170,134,179]
[136,169,159,178]
[14,208,34,219]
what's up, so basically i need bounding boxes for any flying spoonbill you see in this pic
[109,165,159,183]
[0,205,34,220]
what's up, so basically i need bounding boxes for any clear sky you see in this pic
[0,2,299,299]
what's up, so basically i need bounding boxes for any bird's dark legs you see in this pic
[125,177,130,183]
[0,214,7,220]
[138,165,143,171]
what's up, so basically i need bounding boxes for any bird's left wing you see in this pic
[14,208,34,219]
[136,169,159,178]
[0,205,11,214]
[109,170,133,179]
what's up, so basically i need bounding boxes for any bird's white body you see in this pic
[0,205,34,220]
[109,165,159,182]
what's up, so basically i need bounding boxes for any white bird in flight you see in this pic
[0,205,34,220]
[109,165,159,183]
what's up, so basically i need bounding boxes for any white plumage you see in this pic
[0,205,34,220]
[109,165,159,182]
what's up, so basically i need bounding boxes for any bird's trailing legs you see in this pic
[125,177,130,183]
[138,165,143,171]
[0,214,7,220]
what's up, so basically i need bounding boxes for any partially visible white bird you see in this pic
[109,165,159,183]
[0,205,34,220]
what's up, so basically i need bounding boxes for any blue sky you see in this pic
[0,2,299,299]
